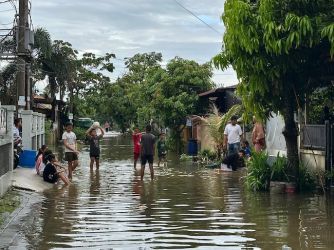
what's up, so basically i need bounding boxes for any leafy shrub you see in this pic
[298,163,316,192]
[198,149,217,162]
[271,153,290,182]
[73,126,87,140]
[180,154,193,161]
[245,151,271,191]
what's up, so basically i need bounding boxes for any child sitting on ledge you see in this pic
[43,154,71,186]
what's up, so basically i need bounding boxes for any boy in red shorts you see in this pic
[132,127,142,169]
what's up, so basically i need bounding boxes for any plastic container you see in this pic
[285,183,296,193]
[187,139,198,156]
[270,181,286,194]
[19,150,37,168]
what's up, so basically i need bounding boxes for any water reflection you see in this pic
[18,136,334,249]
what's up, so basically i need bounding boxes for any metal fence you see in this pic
[301,124,326,150]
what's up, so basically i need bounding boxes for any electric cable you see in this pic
[172,0,222,36]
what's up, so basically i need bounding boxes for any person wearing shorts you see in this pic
[157,132,167,167]
[62,122,79,179]
[132,127,142,169]
[43,153,71,185]
[140,125,155,180]
[86,125,104,170]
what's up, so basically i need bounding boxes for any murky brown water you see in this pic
[20,136,334,249]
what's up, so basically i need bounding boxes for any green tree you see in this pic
[151,57,213,152]
[98,52,163,131]
[214,0,334,177]
[0,63,16,104]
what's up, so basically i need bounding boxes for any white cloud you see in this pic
[29,0,237,86]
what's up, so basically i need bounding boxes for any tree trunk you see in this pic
[69,88,74,113]
[49,76,56,98]
[282,93,299,181]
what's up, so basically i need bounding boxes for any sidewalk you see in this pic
[12,167,52,192]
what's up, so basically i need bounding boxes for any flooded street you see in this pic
[17,136,334,249]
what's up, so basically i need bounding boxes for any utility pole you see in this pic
[17,0,28,111]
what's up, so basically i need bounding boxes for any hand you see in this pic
[223,144,227,150]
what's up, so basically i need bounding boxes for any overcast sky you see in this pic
[1,0,238,87]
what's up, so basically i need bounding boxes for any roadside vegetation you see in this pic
[0,189,20,226]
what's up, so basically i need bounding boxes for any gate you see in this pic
[325,121,334,187]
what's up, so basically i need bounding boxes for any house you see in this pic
[198,85,241,113]
[33,95,67,141]
[183,85,241,154]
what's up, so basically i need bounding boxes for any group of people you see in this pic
[32,114,264,185]
[132,125,167,180]
[34,121,106,186]
[35,145,71,185]
[220,115,265,171]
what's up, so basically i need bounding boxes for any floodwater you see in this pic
[19,136,334,249]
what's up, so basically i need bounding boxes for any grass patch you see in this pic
[0,189,20,226]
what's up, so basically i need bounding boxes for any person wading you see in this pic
[62,122,79,179]
[252,116,265,152]
[223,116,243,156]
[140,125,155,180]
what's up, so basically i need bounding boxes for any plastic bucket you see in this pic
[19,150,37,168]
[285,183,296,193]
[187,139,198,156]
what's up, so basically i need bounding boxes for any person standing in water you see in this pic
[157,132,167,167]
[104,121,110,132]
[252,116,265,152]
[223,116,243,156]
[140,125,155,180]
[132,127,142,169]
[62,122,79,179]
[86,125,104,170]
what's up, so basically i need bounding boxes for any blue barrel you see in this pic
[19,150,37,168]
[187,139,198,156]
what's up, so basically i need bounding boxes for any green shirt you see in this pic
[157,139,167,155]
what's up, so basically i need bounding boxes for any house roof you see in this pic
[198,84,238,97]
[33,95,66,105]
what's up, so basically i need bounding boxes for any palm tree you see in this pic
[195,104,242,159]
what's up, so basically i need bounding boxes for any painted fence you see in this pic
[0,105,15,196]
[20,110,46,150]
[0,106,46,197]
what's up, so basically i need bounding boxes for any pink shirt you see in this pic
[35,154,43,175]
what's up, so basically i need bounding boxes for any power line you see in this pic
[173,0,222,36]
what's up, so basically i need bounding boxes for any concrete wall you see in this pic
[0,105,15,197]
[300,149,325,171]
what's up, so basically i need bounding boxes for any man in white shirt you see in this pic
[223,115,243,156]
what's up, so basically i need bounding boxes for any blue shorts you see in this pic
[228,142,240,156]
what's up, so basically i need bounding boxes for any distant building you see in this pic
[198,85,241,114]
